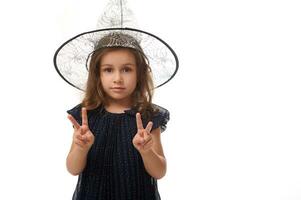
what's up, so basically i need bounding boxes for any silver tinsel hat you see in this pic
[53,0,179,91]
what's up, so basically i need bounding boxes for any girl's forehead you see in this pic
[100,49,136,65]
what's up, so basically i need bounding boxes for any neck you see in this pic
[105,97,133,112]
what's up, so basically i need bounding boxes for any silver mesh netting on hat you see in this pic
[54,28,178,90]
[96,0,138,29]
[54,0,178,91]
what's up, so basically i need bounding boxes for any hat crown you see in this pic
[95,32,142,51]
[96,0,138,29]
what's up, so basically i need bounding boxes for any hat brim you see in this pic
[53,27,179,91]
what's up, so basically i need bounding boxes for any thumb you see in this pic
[87,134,93,143]
[139,137,145,145]
[134,135,144,145]
[138,130,144,137]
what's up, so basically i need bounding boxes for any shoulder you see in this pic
[152,104,169,115]
[66,103,103,124]
[66,104,82,122]
[150,104,170,133]
[151,103,170,121]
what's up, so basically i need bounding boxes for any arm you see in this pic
[66,136,89,176]
[66,108,95,176]
[140,128,166,179]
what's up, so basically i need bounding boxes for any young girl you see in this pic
[66,32,170,200]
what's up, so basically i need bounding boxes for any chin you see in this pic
[108,93,131,101]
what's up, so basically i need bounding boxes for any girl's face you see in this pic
[100,49,137,105]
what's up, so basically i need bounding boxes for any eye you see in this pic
[103,68,113,73]
[122,67,132,72]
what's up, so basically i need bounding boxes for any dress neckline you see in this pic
[101,105,136,116]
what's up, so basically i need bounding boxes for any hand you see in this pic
[67,107,95,151]
[132,113,154,154]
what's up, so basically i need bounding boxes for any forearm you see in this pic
[66,146,89,176]
[140,149,166,179]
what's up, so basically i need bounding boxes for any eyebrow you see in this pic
[100,63,136,67]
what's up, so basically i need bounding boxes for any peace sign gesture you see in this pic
[132,113,154,154]
[67,107,95,151]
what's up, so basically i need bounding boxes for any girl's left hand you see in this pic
[132,113,153,154]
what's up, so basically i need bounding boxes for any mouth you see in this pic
[110,87,126,92]
[111,87,125,89]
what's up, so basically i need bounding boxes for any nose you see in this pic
[113,71,123,84]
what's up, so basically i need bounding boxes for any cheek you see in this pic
[123,75,136,89]
[129,74,137,87]
[100,75,108,87]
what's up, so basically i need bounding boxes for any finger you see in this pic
[76,134,85,142]
[138,130,144,137]
[83,134,92,144]
[143,139,153,150]
[143,135,152,145]
[82,107,88,127]
[136,113,144,130]
[86,134,93,143]
[145,121,153,133]
[140,137,145,144]
[136,137,145,145]
[74,140,85,148]
[75,132,86,142]
[81,135,87,143]
[79,127,86,135]
[74,135,85,144]
[67,115,80,130]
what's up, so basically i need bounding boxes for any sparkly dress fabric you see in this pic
[67,104,169,200]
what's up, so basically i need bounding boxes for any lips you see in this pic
[111,87,125,89]
[110,87,126,92]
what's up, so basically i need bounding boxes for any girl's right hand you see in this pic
[67,107,95,151]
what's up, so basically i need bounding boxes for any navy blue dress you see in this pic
[67,104,169,200]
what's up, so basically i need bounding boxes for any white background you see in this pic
[0,0,300,199]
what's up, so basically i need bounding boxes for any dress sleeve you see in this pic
[151,105,170,133]
[66,104,82,125]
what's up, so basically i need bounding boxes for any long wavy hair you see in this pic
[81,34,157,118]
